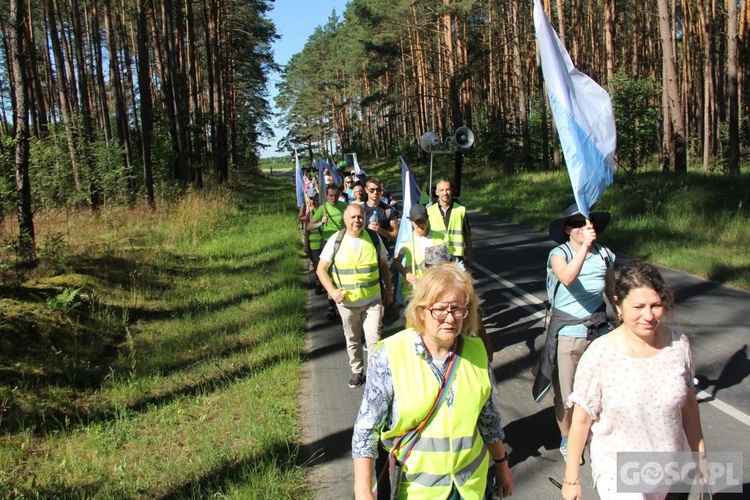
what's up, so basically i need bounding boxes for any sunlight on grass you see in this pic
[0,175,312,498]
[460,166,750,290]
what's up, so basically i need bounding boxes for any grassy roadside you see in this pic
[0,175,310,498]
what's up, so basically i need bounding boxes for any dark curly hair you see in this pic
[614,261,674,312]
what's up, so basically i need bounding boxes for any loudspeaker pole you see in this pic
[428,150,434,205]
[453,150,463,198]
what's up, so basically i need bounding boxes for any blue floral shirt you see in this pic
[352,331,505,459]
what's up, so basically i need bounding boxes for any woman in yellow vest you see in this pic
[352,263,514,499]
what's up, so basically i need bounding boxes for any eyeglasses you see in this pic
[428,307,469,321]
[566,219,586,228]
[413,219,427,226]
[367,187,381,193]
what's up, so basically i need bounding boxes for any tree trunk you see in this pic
[9,0,36,259]
[137,0,156,210]
[512,0,531,168]
[728,0,741,174]
[44,0,80,190]
[657,0,687,174]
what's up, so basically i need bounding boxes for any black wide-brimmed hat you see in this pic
[548,203,610,244]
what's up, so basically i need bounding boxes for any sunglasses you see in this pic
[567,219,587,228]
[367,187,381,193]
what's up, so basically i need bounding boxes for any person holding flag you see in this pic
[534,0,618,465]
[542,203,615,464]
[393,204,451,301]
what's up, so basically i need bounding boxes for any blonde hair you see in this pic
[405,262,479,335]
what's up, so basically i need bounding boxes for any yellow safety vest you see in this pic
[399,232,446,300]
[379,330,491,499]
[427,203,467,258]
[308,226,323,251]
[331,230,381,303]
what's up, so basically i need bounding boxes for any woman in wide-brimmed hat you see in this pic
[542,203,616,465]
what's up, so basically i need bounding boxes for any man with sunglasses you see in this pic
[362,176,399,255]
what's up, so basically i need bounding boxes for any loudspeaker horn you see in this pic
[419,131,441,152]
[449,126,474,150]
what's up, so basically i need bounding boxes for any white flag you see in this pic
[533,0,615,217]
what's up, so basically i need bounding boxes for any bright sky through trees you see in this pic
[263,0,349,157]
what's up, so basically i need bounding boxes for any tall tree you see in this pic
[9,0,35,258]
[657,0,687,174]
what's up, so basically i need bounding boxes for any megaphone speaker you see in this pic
[419,132,441,152]
[450,126,474,150]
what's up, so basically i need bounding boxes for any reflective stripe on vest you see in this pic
[331,231,380,303]
[427,203,466,258]
[380,330,491,499]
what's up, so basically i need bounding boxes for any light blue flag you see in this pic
[533,0,615,217]
[327,157,343,184]
[295,149,304,207]
[394,157,421,304]
[317,158,342,185]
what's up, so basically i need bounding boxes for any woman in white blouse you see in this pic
[561,261,706,500]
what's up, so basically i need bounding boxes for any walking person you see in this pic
[363,176,400,252]
[427,179,473,268]
[309,184,349,318]
[539,203,615,463]
[561,261,706,499]
[394,203,494,363]
[317,204,394,388]
[352,263,514,499]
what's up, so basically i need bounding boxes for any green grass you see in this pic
[458,164,750,290]
[0,175,311,498]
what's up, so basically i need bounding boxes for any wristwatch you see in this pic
[493,452,509,464]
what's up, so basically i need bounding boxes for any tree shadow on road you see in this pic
[695,344,750,399]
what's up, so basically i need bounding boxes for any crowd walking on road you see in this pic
[296,165,714,500]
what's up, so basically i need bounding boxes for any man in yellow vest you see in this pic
[427,179,474,268]
[316,204,394,388]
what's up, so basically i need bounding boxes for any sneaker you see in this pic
[348,372,365,388]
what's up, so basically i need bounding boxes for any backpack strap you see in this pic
[329,229,347,285]
[592,243,612,269]
[550,243,572,305]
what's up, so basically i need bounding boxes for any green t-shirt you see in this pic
[311,201,348,241]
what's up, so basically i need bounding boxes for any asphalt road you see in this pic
[300,209,750,499]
